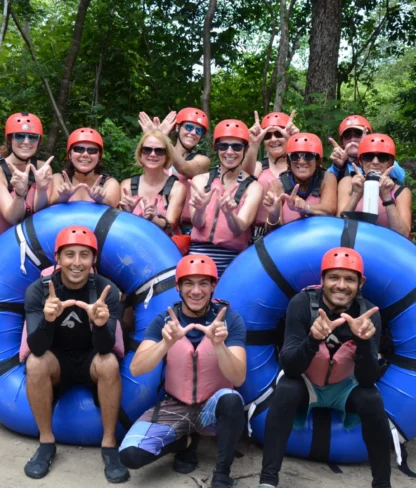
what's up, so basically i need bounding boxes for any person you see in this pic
[119,254,246,488]
[119,130,186,240]
[49,128,120,207]
[138,107,211,234]
[23,226,129,483]
[263,133,337,229]
[189,120,263,277]
[0,112,53,234]
[257,247,391,488]
[328,114,405,183]
[337,134,412,237]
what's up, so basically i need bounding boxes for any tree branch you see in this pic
[202,0,217,125]
[0,0,11,56]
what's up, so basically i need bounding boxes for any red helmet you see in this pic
[67,128,104,159]
[176,108,209,131]
[55,226,98,255]
[286,133,323,158]
[321,247,364,276]
[213,120,249,144]
[339,115,372,138]
[358,133,395,161]
[5,112,43,142]
[175,254,218,286]
[261,112,290,129]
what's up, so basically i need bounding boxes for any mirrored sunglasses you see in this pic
[13,133,40,143]
[264,130,284,140]
[72,145,100,155]
[360,152,391,164]
[215,142,246,152]
[183,123,205,136]
[288,152,318,163]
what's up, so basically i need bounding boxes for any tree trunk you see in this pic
[261,0,277,114]
[202,0,216,128]
[45,0,92,155]
[273,0,290,111]
[304,0,342,104]
[0,0,10,56]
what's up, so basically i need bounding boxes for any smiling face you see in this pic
[289,153,317,181]
[360,153,394,175]
[178,122,204,150]
[57,245,95,289]
[264,129,286,160]
[179,275,215,317]
[70,142,100,174]
[216,137,246,170]
[10,133,39,160]
[139,135,167,170]
[321,268,365,311]
[341,128,365,158]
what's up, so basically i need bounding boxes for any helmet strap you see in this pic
[11,150,30,163]
[74,166,96,177]
[220,147,246,185]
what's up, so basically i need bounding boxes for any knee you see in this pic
[272,376,306,409]
[216,393,244,420]
[26,353,52,379]
[119,446,154,470]
[94,353,120,380]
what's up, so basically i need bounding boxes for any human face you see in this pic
[179,122,204,149]
[264,129,286,159]
[140,135,167,169]
[341,128,364,158]
[179,275,215,317]
[57,245,95,289]
[321,269,365,311]
[289,152,317,181]
[217,137,246,170]
[70,142,100,173]
[11,132,39,160]
[361,153,393,174]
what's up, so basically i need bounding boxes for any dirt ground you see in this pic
[1,424,415,488]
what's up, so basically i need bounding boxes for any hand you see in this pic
[248,111,270,145]
[138,112,158,133]
[119,187,142,213]
[85,175,106,203]
[280,110,299,139]
[310,308,346,340]
[158,111,177,135]
[162,306,196,348]
[75,285,111,327]
[8,161,30,196]
[379,166,395,202]
[193,307,228,345]
[350,163,365,198]
[32,156,53,192]
[341,307,379,340]
[281,184,307,213]
[57,171,88,202]
[263,180,284,216]
[44,280,76,322]
[142,197,158,220]
[219,183,239,216]
[329,138,348,169]
[189,180,218,210]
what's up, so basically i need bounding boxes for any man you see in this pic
[257,247,391,488]
[119,254,246,488]
[24,226,129,483]
[328,114,405,184]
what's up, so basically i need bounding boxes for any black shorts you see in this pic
[50,348,98,392]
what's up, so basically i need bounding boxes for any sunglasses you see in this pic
[264,130,284,140]
[13,133,40,143]
[183,123,205,136]
[288,152,318,163]
[215,142,246,152]
[360,152,391,164]
[72,145,100,155]
[342,128,364,139]
[141,146,167,156]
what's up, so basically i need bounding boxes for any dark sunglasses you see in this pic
[288,152,318,163]
[13,132,40,143]
[342,128,364,139]
[183,123,205,136]
[72,145,100,155]
[360,152,391,164]
[215,142,246,152]
[264,130,284,140]
[141,146,167,156]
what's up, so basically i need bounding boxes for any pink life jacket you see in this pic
[191,167,257,252]
[355,186,404,228]
[19,266,125,361]
[279,169,325,224]
[301,286,367,387]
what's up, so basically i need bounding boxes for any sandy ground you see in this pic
[1,424,415,488]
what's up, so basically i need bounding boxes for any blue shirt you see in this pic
[327,159,405,184]
[144,301,246,348]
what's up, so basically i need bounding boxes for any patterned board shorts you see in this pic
[119,388,243,455]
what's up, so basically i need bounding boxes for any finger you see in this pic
[153,198,158,206]
[48,280,56,298]
[61,299,76,309]
[340,313,353,325]
[182,324,196,334]
[216,307,227,322]
[45,156,54,167]
[351,163,361,176]
[99,285,111,302]
[6,160,16,173]
[224,183,238,196]
[188,180,201,195]
[362,307,379,320]
[25,164,32,174]
[62,170,71,185]
[192,324,207,334]
[167,306,179,324]
[328,137,340,149]
[288,110,296,123]
[92,175,103,188]
[122,187,131,197]
[254,110,260,125]
[290,184,299,199]
[75,300,89,311]
[318,308,329,322]
[154,117,161,126]
[331,317,346,329]
[382,166,394,177]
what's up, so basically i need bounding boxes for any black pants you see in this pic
[120,393,245,477]
[260,375,391,488]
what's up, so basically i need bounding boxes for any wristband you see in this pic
[15,190,28,198]
[266,216,280,226]
[382,199,395,207]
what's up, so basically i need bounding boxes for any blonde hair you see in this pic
[135,130,174,170]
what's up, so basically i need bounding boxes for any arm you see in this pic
[0,182,26,224]
[101,177,121,208]
[33,158,53,212]
[91,280,119,354]
[48,173,67,205]
[307,171,338,216]
[130,338,170,376]
[189,173,212,229]
[384,186,412,237]
[172,150,211,179]
[213,344,246,386]
[337,176,360,215]
[164,180,186,229]
[353,311,382,386]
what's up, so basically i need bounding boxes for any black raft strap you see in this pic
[0,353,20,376]
[387,354,416,372]
[128,267,177,308]
[246,329,279,346]
[380,288,416,324]
[0,302,25,314]
[118,407,133,431]
[309,408,332,462]
[94,207,121,266]
[340,218,359,249]
[255,238,297,299]
[23,216,52,269]
[130,174,140,197]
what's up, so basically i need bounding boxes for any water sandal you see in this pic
[102,447,130,483]
[173,433,200,474]
[24,443,56,479]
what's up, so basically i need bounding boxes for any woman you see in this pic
[49,128,120,207]
[337,134,411,237]
[189,119,263,277]
[263,133,337,229]
[0,112,52,234]
[119,130,186,241]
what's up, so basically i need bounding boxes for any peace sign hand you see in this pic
[263,180,284,215]
[75,285,111,326]
[248,111,270,145]
[329,138,348,169]
[379,166,395,202]
[158,111,177,135]
[85,175,106,203]
[44,280,76,322]
[8,161,30,196]
[310,308,346,340]
[281,184,307,213]
[219,183,238,215]
[57,171,87,202]
[280,110,299,139]
[350,163,365,197]
[142,197,158,220]
[193,307,228,346]
[189,180,218,211]
[138,112,158,133]
[162,307,196,348]
[341,307,379,340]
[119,187,142,213]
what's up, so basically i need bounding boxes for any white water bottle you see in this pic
[363,171,381,215]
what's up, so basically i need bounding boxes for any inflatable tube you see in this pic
[0,202,181,445]
[215,216,416,463]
